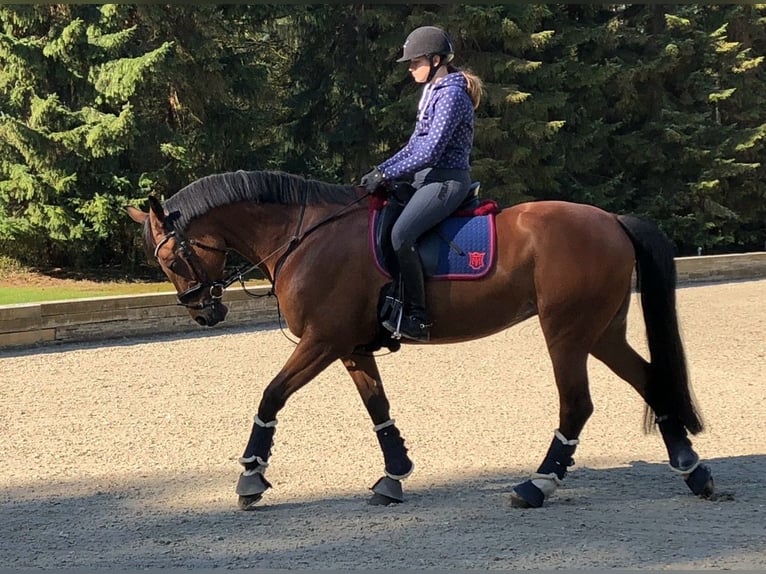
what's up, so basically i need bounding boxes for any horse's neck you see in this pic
[215,202,342,271]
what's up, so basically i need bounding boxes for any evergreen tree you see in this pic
[538,5,632,211]
[0,4,172,267]
[0,5,284,268]
[447,4,564,205]
[571,4,757,253]
[265,5,411,183]
[1,5,765,269]
[702,4,766,251]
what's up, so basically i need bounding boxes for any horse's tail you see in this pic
[616,214,704,435]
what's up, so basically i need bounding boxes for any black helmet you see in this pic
[396,26,455,63]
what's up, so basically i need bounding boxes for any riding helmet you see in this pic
[396,26,455,63]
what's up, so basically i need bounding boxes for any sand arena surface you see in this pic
[1,279,764,569]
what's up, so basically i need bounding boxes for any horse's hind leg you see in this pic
[510,285,628,509]
[342,353,414,505]
[590,299,713,498]
[511,338,593,509]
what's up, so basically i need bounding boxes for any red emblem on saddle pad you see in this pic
[468,251,486,270]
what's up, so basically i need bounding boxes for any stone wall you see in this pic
[1,252,764,351]
[0,286,277,351]
[674,252,766,283]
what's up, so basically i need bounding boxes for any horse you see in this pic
[127,169,714,510]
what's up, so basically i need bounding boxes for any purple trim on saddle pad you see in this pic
[369,211,497,281]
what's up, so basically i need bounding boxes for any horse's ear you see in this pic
[147,195,166,224]
[126,205,148,225]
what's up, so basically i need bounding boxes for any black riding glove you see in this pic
[361,167,385,194]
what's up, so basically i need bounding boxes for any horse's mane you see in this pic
[163,170,358,231]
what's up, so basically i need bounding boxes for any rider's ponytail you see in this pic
[447,64,483,109]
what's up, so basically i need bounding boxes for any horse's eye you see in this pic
[168,260,180,273]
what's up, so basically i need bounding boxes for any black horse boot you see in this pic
[382,245,431,342]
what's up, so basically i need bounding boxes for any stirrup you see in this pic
[381,302,404,340]
[381,294,402,326]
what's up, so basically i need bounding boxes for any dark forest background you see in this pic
[1,5,764,270]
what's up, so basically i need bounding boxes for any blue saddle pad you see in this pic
[370,211,497,280]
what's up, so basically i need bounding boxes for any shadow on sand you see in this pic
[1,455,764,569]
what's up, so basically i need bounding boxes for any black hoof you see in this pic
[238,493,263,510]
[235,472,271,510]
[370,476,404,504]
[368,492,400,506]
[510,480,545,508]
[685,464,714,498]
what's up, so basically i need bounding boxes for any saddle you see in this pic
[369,181,500,281]
[358,182,500,354]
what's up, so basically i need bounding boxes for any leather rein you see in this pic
[155,188,370,309]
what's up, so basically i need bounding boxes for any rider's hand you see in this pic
[360,167,385,194]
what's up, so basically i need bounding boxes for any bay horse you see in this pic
[127,169,714,510]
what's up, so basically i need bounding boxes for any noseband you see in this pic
[154,229,259,309]
[155,188,371,310]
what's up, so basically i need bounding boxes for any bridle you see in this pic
[154,187,371,310]
[153,227,261,309]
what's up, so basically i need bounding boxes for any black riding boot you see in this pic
[382,245,431,342]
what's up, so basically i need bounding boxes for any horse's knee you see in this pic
[258,388,288,421]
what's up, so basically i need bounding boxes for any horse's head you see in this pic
[127,196,229,327]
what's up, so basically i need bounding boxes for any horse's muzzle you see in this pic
[191,301,228,327]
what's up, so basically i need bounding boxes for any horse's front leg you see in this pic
[237,335,338,510]
[342,353,414,505]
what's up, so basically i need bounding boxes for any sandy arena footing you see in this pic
[1,279,764,569]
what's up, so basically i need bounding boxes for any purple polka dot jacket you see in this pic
[378,71,474,181]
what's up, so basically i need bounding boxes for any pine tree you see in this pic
[0,5,172,267]
[568,5,749,253]
[2,5,764,269]
[439,5,564,205]
[702,4,766,251]
[0,5,286,268]
[263,5,412,183]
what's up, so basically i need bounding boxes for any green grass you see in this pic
[0,282,174,306]
[0,257,267,306]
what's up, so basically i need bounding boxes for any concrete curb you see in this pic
[0,285,277,351]
[1,252,764,351]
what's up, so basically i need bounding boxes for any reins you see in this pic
[269,188,370,287]
[155,185,397,353]
[156,187,371,315]
[263,189,372,344]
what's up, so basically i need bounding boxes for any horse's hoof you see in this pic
[509,491,533,508]
[685,464,714,498]
[368,492,401,506]
[238,493,263,510]
[235,471,271,497]
[370,476,404,504]
[510,480,545,508]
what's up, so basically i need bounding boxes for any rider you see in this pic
[361,25,483,342]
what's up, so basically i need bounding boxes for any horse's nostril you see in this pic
[195,316,208,326]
